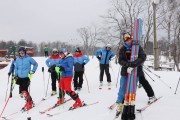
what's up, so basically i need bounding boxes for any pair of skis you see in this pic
[109,96,162,119]
[1,96,53,120]
[121,18,143,120]
[46,101,99,117]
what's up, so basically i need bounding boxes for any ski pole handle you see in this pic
[42,67,44,72]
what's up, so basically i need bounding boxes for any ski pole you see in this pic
[9,77,14,98]
[5,76,10,102]
[109,61,116,82]
[84,72,90,93]
[45,73,51,97]
[144,70,155,82]
[174,77,180,94]
[42,67,45,95]
[116,66,121,88]
[0,96,10,117]
[143,65,161,78]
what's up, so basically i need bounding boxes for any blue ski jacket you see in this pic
[59,54,74,77]
[15,54,38,78]
[73,52,89,71]
[95,48,115,64]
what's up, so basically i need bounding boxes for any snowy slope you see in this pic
[0,57,180,120]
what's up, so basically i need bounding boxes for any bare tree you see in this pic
[77,26,101,57]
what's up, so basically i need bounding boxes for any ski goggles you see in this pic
[19,51,25,54]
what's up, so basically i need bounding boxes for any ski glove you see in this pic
[50,64,56,70]
[29,70,35,74]
[59,66,65,71]
[127,67,134,74]
[125,62,136,68]
[97,56,101,60]
[13,75,18,84]
[82,63,85,68]
[8,72,11,76]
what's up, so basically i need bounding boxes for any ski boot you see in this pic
[115,103,123,118]
[148,96,157,104]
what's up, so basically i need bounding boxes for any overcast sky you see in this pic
[0,0,110,44]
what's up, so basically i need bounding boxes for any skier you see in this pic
[8,54,22,97]
[14,47,38,111]
[116,33,156,116]
[95,44,115,87]
[73,47,89,91]
[56,48,83,109]
[45,48,61,96]
[44,45,49,57]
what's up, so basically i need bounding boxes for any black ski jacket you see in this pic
[118,45,146,76]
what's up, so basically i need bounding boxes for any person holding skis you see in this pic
[14,47,38,111]
[116,33,156,116]
[73,47,89,91]
[95,44,115,87]
[56,48,83,109]
[45,48,61,96]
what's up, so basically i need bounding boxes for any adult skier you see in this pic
[14,47,38,111]
[56,48,83,109]
[116,33,156,116]
[73,47,89,91]
[45,48,61,96]
[95,44,115,87]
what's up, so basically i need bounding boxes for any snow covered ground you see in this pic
[0,56,180,120]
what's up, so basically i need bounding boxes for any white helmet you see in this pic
[52,48,58,53]
[106,44,111,48]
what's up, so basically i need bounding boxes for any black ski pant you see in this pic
[44,51,48,57]
[99,64,111,82]
[139,75,155,97]
[51,71,58,92]
[17,77,30,93]
[73,71,84,88]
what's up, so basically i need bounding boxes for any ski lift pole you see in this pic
[174,77,180,94]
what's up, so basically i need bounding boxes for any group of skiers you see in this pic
[7,32,157,116]
[8,46,90,111]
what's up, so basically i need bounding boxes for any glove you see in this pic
[127,67,134,74]
[48,68,52,73]
[29,71,35,74]
[82,63,85,68]
[8,72,11,76]
[126,62,136,67]
[13,75,18,84]
[97,56,101,60]
[50,64,56,70]
[59,66,65,71]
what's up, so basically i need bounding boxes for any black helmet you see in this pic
[18,47,26,54]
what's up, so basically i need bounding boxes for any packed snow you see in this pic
[0,56,179,120]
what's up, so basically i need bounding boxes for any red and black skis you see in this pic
[121,18,143,120]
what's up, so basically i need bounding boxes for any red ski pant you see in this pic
[59,77,72,93]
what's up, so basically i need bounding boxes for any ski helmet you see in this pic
[75,47,81,53]
[106,44,111,48]
[122,32,131,42]
[59,48,68,56]
[18,47,26,55]
[52,48,58,53]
